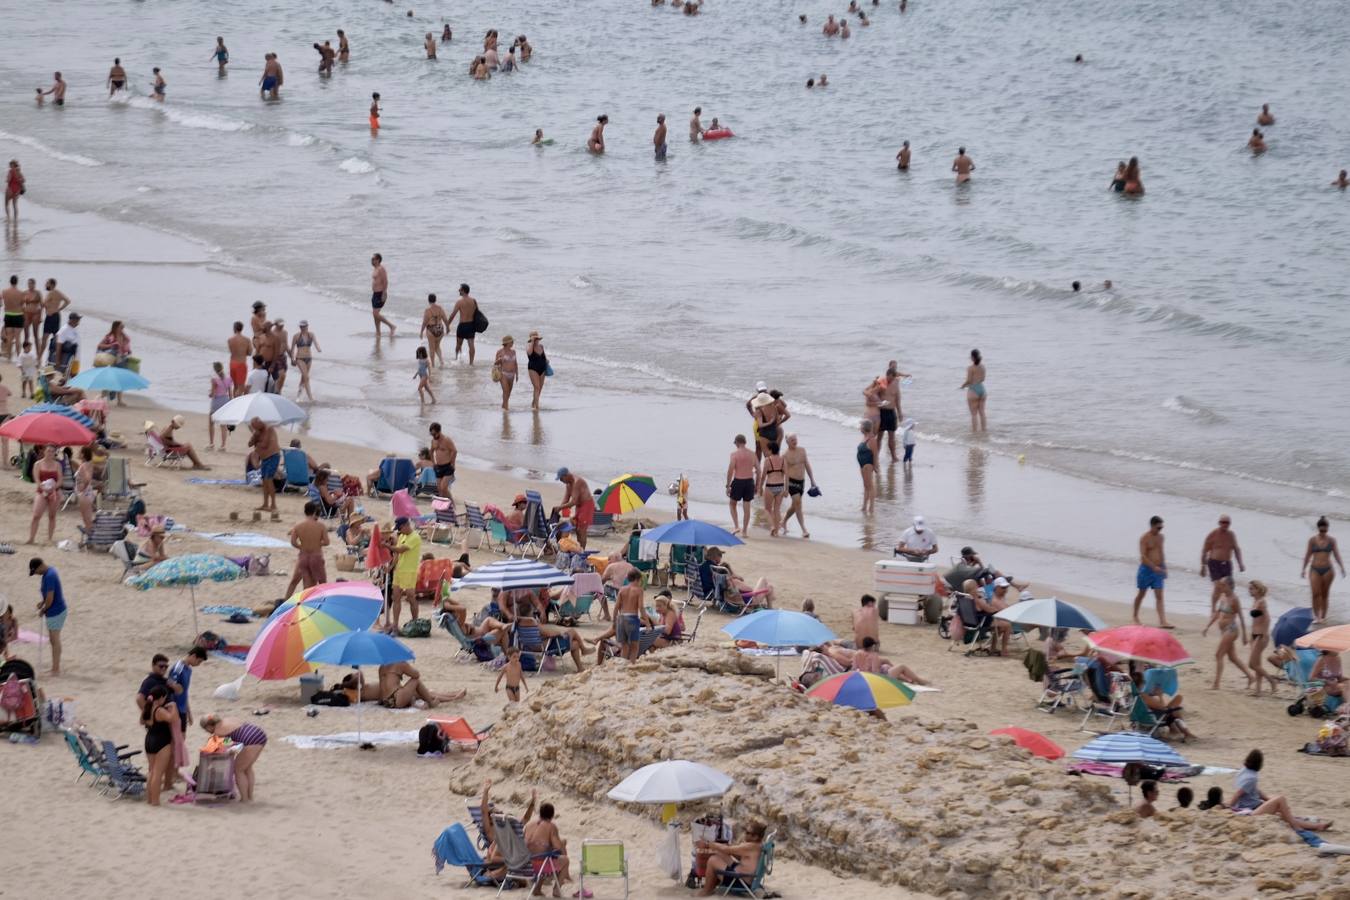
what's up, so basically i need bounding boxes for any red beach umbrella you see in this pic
[0,412,96,446]
[1085,625,1192,667]
[990,726,1064,760]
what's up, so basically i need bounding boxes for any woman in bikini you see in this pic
[28,444,62,544]
[757,441,787,536]
[959,348,987,431]
[650,593,685,649]
[289,320,320,402]
[1246,580,1280,695]
[199,714,267,801]
[1310,649,1344,704]
[1202,578,1252,690]
[73,446,99,532]
[207,361,232,450]
[857,419,878,515]
[419,295,448,367]
[1301,517,1343,624]
[494,335,518,410]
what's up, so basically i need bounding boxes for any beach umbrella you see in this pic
[640,519,744,547]
[19,403,97,429]
[1071,733,1189,767]
[807,671,914,712]
[990,727,1065,760]
[597,473,658,515]
[721,609,836,677]
[0,412,96,446]
[452,558,574,591]
[994,597,1106,632]
[246,581,384,681]
[606,760,734,805]
[209,392,308,426]
[126,553,246,637]
[305,630,415,749]
[1296,623,1350,654]
[1085,625,1192,667]
[1274,608,1316,649]
[66,366,150,393]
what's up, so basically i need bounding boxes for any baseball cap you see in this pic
[912,515,925,530]
[394,516,410,529]
[555,467,570,480]
[1018,590,1034,602]
[28,558,44,575]
[993,577,1009,588]
[960,546,975,558]
[512,494,526,507]
[754,380,768,393]
[68,312,82,322]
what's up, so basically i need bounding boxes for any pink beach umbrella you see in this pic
[1085,625,1192,667]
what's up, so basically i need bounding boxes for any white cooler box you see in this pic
[882,597,925,625]
[874,559,938,597]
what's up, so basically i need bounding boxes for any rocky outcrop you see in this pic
[448,646,1348,898]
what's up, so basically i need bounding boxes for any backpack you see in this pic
[399,618,431,638]
[471,640,496,663]
[418,722,449,755]
[309,689,350,707]
[1,675,26,714]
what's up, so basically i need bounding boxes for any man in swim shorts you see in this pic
[653,113,668,161]
[782,434,817,538]
[42,72,66,106]
[448,283,479,363]
[952,147,975,183]
[259,53,282,100]
[725,435,760,538]
[286,501,331,597]
[556,467,596,549]
[614,569,650,661]
[249,416,281,512]
[108,58,127,96]
[227,321,251,396]
[690,107,703,142]
[1131,515,1171,627]
[370,252,395,336]
[2,275,24,359]
[1200,515,1245,612]
[878,359,909,461]
[429,422,457,498]
[39,279,69,363]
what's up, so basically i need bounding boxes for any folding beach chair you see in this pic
[280,448,313,493]
[625,530,656,578]
[193,751,237,803]
[523,491,556,560]
[670,545,704,590]
[579,840,629,899]
[513,621,576,670]
[372,458,416,497]
[687,555,714,609]
[947,593,994,656]
[492,812,561,898]
[99,456,138,510]
[716,831,776,898]
[64,731,109,788]
[676,606,704,644]
[485,519,514,555]
[58,457,79,511]
[109,538,151,582]
[428,496,459,543]
[438,612,501,662]
[589,511,616,537]
[79,508,129,552]
[304,483,342,519]
[413,465,439,497]
[432,823,500,888]
[427,715,493,751]
[144,430,189,468]
[1079,663,1134,733]
[464,503,490,550]
[1038,659,1086,714]
[99,739,148,799]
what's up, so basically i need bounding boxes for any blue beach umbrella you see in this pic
[722,609,837,676]
[20,403,97,429]
[67,366,150,392]
[641,519,744,547]
[1071,733,1189,767]
[994,597,1106,632]
[305,631,415,749]
[1273,608,1315,649]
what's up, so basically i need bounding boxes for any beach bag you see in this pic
[471,640,496,663]
[247,554,271,576]
[93,352,116,368]
[399,618,431,638]
[309,689,350,707]
[418,722,449,755]
[472,307,489,334]
[1,675,25,714]
[490,364,501,383]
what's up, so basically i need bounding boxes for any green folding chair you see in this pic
[580,839,628,899]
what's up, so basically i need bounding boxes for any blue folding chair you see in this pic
[432,823,500,888]
[373,458,416,496]
[280,448,313,493]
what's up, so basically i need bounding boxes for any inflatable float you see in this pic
[702,128,734,140]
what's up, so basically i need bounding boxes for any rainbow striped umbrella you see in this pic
[596,473,658,515]
[807,671,914,712]
[245,581,384,681]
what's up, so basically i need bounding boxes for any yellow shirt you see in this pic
[393,531,422,589]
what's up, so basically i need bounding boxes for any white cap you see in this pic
[993,577,1009,588]
[1018,590,1034,602]
[912,515,925,530]
[754,380,768,393]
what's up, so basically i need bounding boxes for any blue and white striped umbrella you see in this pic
[1072,733,1189,767]
[994,597,1106,632]
[20,403,97,429]
[451,559,574,591]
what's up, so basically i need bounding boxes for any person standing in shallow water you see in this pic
[588,115,608,154]
[952,147,974,183]
[653,114,668,161]
[1132,515,1172,628]
[211,38,229,74]
[1123,156,1144,195]
[959,348,986,431]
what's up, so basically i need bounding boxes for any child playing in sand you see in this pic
[414,346,436,403]
[18,341,37,397]
[495,647,527,702]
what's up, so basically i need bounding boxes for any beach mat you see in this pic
[194,531,291,549]
[184,477,250,486]
[282,729,419,750]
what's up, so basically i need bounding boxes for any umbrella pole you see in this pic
[190,585,200,641]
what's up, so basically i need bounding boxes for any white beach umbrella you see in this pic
[210,393,308,426]
[607,760,734,804]
[451,559,574,592]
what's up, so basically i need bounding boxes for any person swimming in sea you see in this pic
[370,92,380,131]
[1333,170,1349,189]
[1257,103,1275,126]
[1248,128,1267,154]
[1110,160,1127,192]
[588,114,607,154]
[952,147,975,183]
[1122,156,1144,195]
[896,140,911,170]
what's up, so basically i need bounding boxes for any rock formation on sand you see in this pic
[449,647,1348,898]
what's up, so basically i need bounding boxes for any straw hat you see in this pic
[502,334,514,346]
[528,330,541,340]
[143,420,156,432]
[750,391,774,409]
[171,415,185,427]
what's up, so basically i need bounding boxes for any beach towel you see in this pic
[15,628,48,645]
[283,729,419,750]
[1066,761,1191,781]
[433,824,485,875]
[200,605,257,618]
[211,645,250,664]
[184,477,250,486]
[194,531,292,549]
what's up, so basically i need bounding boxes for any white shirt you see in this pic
[898,526,937,553]
[56,324,79,346]
[245,368,271,395]
[901,422,917,446]
[18,351,37,377]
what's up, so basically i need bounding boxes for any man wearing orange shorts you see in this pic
[227,321,250,397]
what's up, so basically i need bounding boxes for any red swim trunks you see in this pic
[573,498,596,530]
[230,359,247,387]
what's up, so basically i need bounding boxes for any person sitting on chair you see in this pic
[696,821,765,896]
[159,415,209,469]
[650,591,685,649]
[478,780,536,882]
[1131,669,1195,741]
[702,547,775,609]
[314,466,356,518]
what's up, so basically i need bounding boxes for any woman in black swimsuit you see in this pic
[526,330,548,410]
[1302,517,1344,624]
[1246,580,1279,695]
[141,686,178,806]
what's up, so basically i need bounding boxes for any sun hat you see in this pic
[750,392,774,409]
[502,335,514,345]
[171,415,185,427]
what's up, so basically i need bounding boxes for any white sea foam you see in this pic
[287,132,317,147]
[0,130,103,167]
[338,157,375,175]
[126,97,253,132]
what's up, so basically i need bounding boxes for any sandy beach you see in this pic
[2,397,1346,898]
